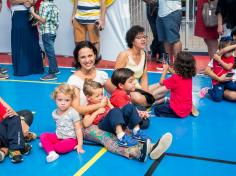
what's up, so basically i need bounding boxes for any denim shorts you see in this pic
[156,10,182,43]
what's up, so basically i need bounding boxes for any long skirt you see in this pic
[11,10,44,76]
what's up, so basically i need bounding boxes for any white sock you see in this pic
[117,132,125,140]
[133,126,140,135]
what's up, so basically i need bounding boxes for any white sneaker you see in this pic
[46,151,59,163]
[149,132,173,160]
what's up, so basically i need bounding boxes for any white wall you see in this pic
[0,0,129,61]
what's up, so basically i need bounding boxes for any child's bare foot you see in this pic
[191,105,199,117]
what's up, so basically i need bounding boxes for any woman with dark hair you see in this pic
[67,40,172,162]
[10,0,44,76]
[115,25,166,107]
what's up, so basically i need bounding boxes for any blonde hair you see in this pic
[83,79,103,96]
[52,83,75,100]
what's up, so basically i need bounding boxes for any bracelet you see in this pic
[20,116,25,121]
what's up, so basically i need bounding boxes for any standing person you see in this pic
[0,0,9,80]
[10,0,44,76]
[30,0,60,81]
[40,84,85,163]
[194,0,219,60]
[71,0,106,52]
[156,0,182,64]
[142,0,165,61]
[216,0,236,37]
[67,41,173,162]
[115,25,166,107]
[154,51,196,118]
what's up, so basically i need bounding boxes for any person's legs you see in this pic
[224,81,236,91]
[42,33,59,74]
[54,138,77,154]
[73,19,86,46]
[204,39,218,59]
[223,89,236,101]
[154,103,180,118]
[40,133,59,154]
[130,91,148,107]
[87,24,100,52]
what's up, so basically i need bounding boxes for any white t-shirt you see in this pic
[158,0,182,17]
[67,70,108,105]
[53,107,81,139]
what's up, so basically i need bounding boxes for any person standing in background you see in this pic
[156,0,182,64]
[71,0,106,52]
[195,0,219,61]
[10,0,44,76]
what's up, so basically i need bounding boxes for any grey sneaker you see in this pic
[0,150,5,162]
[40,74,57,81]
[149,132,172,160]
[0,67,8,73]
[0,73,9,80]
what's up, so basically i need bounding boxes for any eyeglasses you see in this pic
[135,35,148,39]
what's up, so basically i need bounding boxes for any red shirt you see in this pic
[110,88,130,108]
[92,106,110,125]
[212,55,234,85]
[164,74,192,118]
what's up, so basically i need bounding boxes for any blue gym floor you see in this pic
[0,65,236,176]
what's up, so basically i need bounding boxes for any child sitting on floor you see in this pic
[199,37,236,101]
[154,51,196,118]
[83,79,149,147]
[40,84,85,163]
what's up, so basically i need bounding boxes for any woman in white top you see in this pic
[115,25,166,107]
[67,41,173,162]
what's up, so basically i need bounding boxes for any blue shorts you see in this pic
[156,10,182,43]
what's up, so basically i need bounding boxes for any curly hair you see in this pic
[52,83,75,100]
[73,41,101,69]
[125,25,145,48]
[174,51,196,79]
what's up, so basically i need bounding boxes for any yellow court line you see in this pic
[74,147,107,176]
[0,79,61,85]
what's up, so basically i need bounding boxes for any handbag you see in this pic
[202,0,218,27]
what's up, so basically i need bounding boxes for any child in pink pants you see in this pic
[40,84,85,163]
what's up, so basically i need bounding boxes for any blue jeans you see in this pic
[209,81,236,102]
[146,4,165,57]
[42,33,59,74]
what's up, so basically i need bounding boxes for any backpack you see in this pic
[202,0,218,27]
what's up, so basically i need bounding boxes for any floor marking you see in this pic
[0,79,61,84]
[144,154,165,176]
[74,148,107,176]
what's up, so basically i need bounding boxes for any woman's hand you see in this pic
[217,24,224,35]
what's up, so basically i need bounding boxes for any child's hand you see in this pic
[96,107,106,115]
[163,63,169,71]
[137,110,150,119]
[75,145,85,154]
[213,54,221,62]
[4,108,17,118]
[100,97,108,107]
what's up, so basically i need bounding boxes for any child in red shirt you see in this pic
[154,51,196,118]
[83,79,149,147]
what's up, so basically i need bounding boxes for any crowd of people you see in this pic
[0,0,236,165]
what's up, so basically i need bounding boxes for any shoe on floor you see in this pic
[20,143,32,155]
[46,151,59,163]
[149,132,173,160]
[118,134,138,147]
[24,132,37,142]
[0,73,9,80]
[9,150,23,163]
[40,74,57,81]
[0,67,8,73]
[138,139,151,162]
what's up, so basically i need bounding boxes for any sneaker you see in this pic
[149,132,173,160]
[118,134,138,147]
[9,150,23,163]
[199,87,210,98]
[24,132,37,142]
[40,74,57,81]
[138,138,151,162]
[55,71,60,75]
[20,143,32,155]
[0,73,9,80]
[0,150,5,162]
[46,151,59,163]
[132,129,150,142]
[0,67,8,73]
